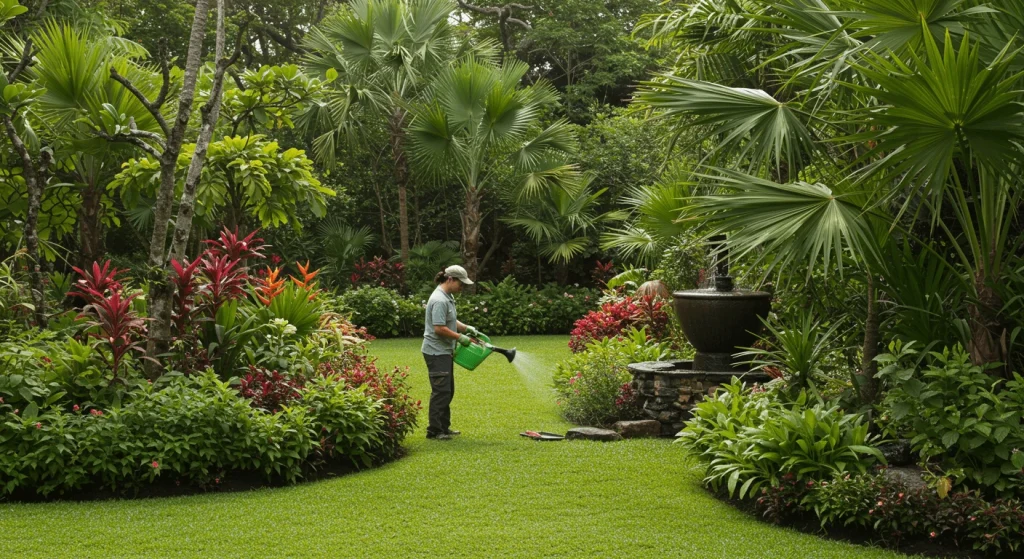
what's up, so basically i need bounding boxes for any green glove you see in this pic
[458,334,472,347]
[465,325,480,337]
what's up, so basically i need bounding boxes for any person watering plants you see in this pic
[422,265,480,440]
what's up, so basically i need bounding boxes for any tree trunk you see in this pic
[478,219,502,275]
[555,261,568,286]
[371,179,391,254]
[858,274,880,404]
[968,272,1006,369]
[461,186,483,283]
[78,184,104,269]
[144,0,213,375]
[169,0,230,264]
[389,108,411,262]
[2,115,48,326]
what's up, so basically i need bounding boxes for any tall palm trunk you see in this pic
[858,273,880,404]
[969,270,1005,369]
[389,108,410,262]
[461,186,483,282]
[78,184,104,269]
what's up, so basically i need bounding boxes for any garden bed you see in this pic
[715,488,981,559]
[3,449,406,503]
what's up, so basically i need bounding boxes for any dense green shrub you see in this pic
[0,371,385,498]
[653,232,710,291]
[457,277,599,336]
[799,472,1024,555]
[679,380,885,499]
[337,286,416,338]
[876,343,1024,498]
[339,277,600,338]
[552,330,669,425]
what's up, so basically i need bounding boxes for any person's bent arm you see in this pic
[433,324,462,341]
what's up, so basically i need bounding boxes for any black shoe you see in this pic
[427,431,452,440]
[445,429,461,436]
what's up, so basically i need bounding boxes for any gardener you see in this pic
[422,264,479,440]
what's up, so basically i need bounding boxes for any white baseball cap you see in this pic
[444,265,474,285]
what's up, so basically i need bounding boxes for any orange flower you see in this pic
[256,266,285,305]
[290,260,321,300]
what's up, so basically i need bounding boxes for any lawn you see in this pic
[0,336,908,558]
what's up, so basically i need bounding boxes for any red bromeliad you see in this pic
[198,252,249,314]
[170,257,202,334]
[70,262,148,380]
[203,228,266,262]
[69,261,122,304]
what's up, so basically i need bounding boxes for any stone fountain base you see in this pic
[627,360,771,437]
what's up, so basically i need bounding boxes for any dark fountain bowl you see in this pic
[673,279,772,372]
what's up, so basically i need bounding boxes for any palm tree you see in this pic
[600,167,696,267]
[398,239,461,283]
[317,219,376,286]
[635,0,1024,395]
[302,0,466,262]
[505,172,622,284]
[29,22,160,268]
[405,56,577,280]
[1,17,159,322]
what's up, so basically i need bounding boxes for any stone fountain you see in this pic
[627,236,772,436]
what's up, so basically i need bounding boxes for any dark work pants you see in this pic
[423,353,455,436]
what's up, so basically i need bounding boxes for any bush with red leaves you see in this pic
[318,347,420,455]
[237,366,305,413]
[568,295,670,353]
[350,256,405,292]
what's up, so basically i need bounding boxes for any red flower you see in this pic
[151,461,159,469]
[34,422,41,429]
[73,404,80,412]
[929,532,937,539]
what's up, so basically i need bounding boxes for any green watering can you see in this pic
[453,332,517,371]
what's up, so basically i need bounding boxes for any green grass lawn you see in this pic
[0,336,909,558]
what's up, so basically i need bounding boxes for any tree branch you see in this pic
[92,127,164,159]
[7,39,34,83]
[506,17,531,31]
[110,67,171,136]
[152,44,171,110]
[456,1,534,53]
[252,19,306,55]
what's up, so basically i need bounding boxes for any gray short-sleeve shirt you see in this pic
[421,286,457,355]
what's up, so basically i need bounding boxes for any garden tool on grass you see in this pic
[453,332,516,370]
